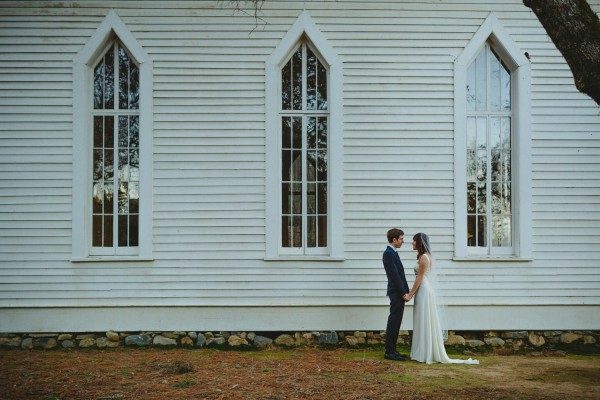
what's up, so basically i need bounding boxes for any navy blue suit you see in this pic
[382,246,410,354]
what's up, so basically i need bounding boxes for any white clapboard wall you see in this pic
[0,0,598,331]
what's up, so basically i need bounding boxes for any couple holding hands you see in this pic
[383,228,479,365]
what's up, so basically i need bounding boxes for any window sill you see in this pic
[453,256,532,262]
[71,257,154,263]
[264,256,345,262]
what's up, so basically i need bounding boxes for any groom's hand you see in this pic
[402,293,411,302]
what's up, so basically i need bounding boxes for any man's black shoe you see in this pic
[384,352,406,361]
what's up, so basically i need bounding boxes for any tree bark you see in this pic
[523,0,600,105]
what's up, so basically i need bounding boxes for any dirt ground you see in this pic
[1,346,599,400]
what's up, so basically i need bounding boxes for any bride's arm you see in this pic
[407,255,428,299]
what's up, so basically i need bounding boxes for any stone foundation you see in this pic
[1,330,598,353]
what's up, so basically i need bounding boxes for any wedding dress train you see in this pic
[410,257,479,365]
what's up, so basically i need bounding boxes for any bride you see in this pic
[404,233,479,364]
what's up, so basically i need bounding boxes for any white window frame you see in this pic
[454,13,532,260]
[265,11,343,260]
[72,10,153,261]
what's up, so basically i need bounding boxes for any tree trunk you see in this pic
[523,0,600,105]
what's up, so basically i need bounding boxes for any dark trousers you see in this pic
[385,293,405,354]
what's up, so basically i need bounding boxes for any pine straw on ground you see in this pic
[1,347,599,400]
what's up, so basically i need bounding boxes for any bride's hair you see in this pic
[412,232,432,260]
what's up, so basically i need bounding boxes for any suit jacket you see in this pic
[382,246,410,296]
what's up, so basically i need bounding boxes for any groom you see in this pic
[382,228,410,361]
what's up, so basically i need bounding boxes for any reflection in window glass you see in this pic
[91,40,140,250]
[466,42,512,253]
[280,41,329,252]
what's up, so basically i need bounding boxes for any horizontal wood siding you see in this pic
[0,1,599,323]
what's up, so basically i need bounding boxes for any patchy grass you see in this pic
[1,347,598,400]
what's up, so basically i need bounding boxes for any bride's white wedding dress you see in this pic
[410,254,479,364]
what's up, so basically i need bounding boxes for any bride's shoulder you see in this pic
[418,253,432,266]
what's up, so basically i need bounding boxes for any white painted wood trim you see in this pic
[453,12,531,259]
[265,10,344,259]
[72,10,153,260]
[2,306,598,332]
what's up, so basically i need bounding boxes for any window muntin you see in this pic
[466,43,512,254]
[280,41,328,253]
[91,41,140,254]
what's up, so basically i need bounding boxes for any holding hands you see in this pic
[403,292,413,302]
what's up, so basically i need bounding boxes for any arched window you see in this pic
[453,13,531,259]
[265,11,343,260]
[91,39,140,253]
[72,11,152,260]
[280,39,329,252]
[466,42,512,254]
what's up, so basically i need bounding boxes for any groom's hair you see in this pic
[387,228,404,243]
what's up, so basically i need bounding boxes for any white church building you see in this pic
[0,0,599,333]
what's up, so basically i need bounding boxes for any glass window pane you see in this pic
[493,215,511,247]
[291,150,302,181]
[129,60,139,109]
[118,45,129,109]
[307,216,316,247]
[501,63,511,110]
[282,150,291,181]
[317,59,327,110]
[467,182,476,213]
[104,46,114,109]
[93,149,103,181]
[477,181,486,214]
[306,47,316,110]
[92,181,103,214]
[129,148,139,170]
[467,214,476,246]
[501,117,511,149]
[104,116,114,148]
[477,150,486,181]
[476,117,486,150]
[467,150,476,181]
[466,61,476,111]
[490,117,500,150]
[292,216,302,247]
[466,117,476,150]
[318,215,327,247]
[307,150,316,182]
[490,49,501,111]
[317,183,327,214]
[317,150,327,181]
[491,182,502,214]
[119,149,128,181]
[282,182,290,214]
[491,147,501,182]
[292,47,302,110]
[292,117,302,149]
[291,182,302,214]
[317,117,327,149]
[281,60,292,110]
[118,182,128,214]
[104,182,114,214]
[129,214,138,246]
[93,60,104,109]
[103,215,113,247]
[475,48,487,111]
[307,117,316,149]
[282,117,291,149]
[129,182,139,213]
[94,116,103,148]
[502,150,511,182]
[282,216,291,247]
[118,214,128,246]
[104,149,114,180]
[118,116,128,148]
[502,182,511,214]
[307,182,316,214]
[92,215,103,247]
[477,215,486,247]
[129,116,139,148]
